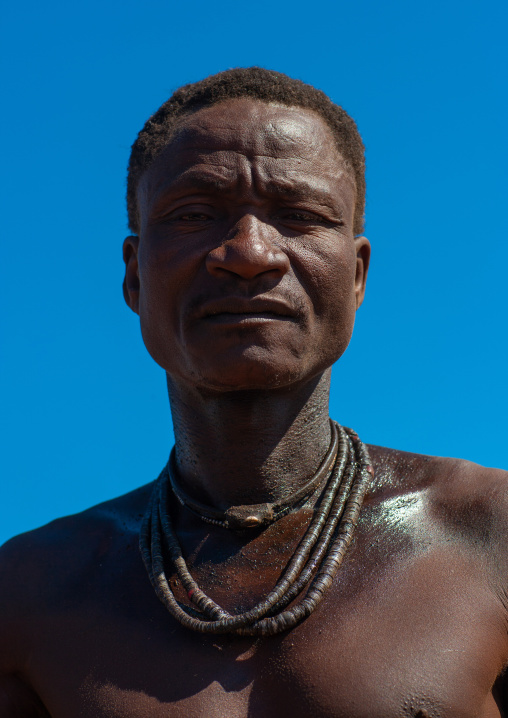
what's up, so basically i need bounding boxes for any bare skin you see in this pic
[1,99,507,717]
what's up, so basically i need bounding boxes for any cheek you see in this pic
[136,243,181,369]
[297,239,357,319]
[297,240,358,359]
[137,236,189,316]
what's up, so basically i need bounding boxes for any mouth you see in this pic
[203,311,296,325]
[198,297,299,323]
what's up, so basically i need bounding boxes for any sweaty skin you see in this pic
[1,99,507,718]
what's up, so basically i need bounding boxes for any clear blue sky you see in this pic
[1,0,506,545]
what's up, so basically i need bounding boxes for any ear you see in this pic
[353,236,371,309]
[123,235,140,314]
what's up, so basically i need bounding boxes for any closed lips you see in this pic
[198,297,299,319]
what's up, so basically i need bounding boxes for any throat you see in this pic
[168,420,339,530]
[167,371,334,509]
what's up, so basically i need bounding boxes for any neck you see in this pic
[166,371,333,510]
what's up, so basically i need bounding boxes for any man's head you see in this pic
[123,71,370,393]
[127,67,366,237]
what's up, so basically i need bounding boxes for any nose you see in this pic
[205,214,290,280]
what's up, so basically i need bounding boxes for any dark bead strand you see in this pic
[186,424,349,629]
[139,422,373,636]
[148,430,354,634]
[293,469,372,615]
[158,474,230,620]
[250,434,372,634]
[157,422,348,630]
[150,486,231,629]
[147,479,228,627]
[266,439,357,616]
[236,466,356,632]
[142,425,366,634]
[297,436,373,608]
[142,424,346,631]
[236,433,372,636]
[299,469,372,608]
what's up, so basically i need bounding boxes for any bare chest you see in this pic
[26,522,507,718]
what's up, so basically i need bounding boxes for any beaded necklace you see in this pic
[167,422,340,530]
[139,421,373,637]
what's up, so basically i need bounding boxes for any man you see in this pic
[1,67,507,717]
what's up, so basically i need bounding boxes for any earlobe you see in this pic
[123,235,140,314]
[354,236,371,309]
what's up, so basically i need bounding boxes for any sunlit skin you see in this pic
[1,99,508,718]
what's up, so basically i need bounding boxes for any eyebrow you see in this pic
[152,167,351,212]
[261,177,346,209]
[153,169,238,198]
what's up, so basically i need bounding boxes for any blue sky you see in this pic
[2,0,506,544]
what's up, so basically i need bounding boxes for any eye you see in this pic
[276,207,345,230]
[174,211,212,221]
[159,203,218,224]
[279,209,330,224]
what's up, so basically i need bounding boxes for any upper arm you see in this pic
[484,467,508,588]
[476,466,508,706]
[435,461,508,582]
[0,536,29,675]
[0,536,51,717]
[432,461,508,687]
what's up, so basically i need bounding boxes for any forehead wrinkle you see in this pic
[145,152,251,202]
[144,99,350,197]
[252,159,355,207]
[149,165,353,214]
[261,177,343,208]
[141,128,355,212]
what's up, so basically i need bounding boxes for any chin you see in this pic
[178,352,331,394]
[195,372,299,393]
[153,335,348,393]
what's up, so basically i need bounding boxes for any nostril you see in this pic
[205,221,289,280]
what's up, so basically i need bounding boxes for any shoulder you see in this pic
[369,443,507,495]
[368,443,508,569]
[368,442,508,521]
[0,481,155,673]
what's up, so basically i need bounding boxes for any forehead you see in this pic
[138,99,354,205]
[173,99,338,158]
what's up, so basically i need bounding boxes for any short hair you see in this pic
[127,67,366,236]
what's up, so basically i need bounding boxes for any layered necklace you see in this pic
[139,421,373,637]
